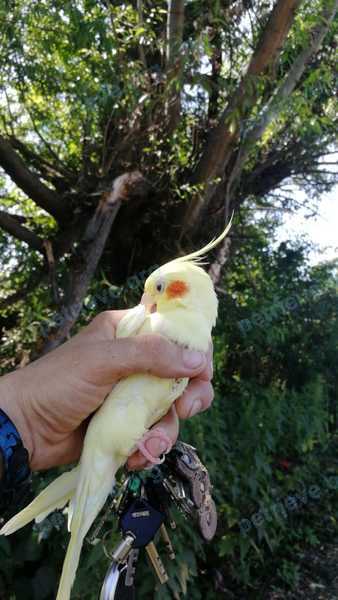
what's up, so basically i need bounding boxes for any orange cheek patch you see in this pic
[166,280,189,299]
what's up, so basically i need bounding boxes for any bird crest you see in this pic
[170,213,233,267]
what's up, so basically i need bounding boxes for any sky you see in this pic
[275,187,337,265]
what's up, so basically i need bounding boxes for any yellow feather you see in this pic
[172,212,233,265]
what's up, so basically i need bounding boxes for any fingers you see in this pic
[99,334,208,383]
[127,406,179,471]
[175,341,214,418]
[197,341,213,381]
[175,379,214,419]
[81,310,211,384]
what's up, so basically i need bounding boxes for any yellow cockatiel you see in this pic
[1,219,232,600]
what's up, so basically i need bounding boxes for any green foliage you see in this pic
[0,0,337,597]
[276,559,301,589]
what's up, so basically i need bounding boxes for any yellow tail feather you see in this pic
[0,468,78,536]
[56,460,116,600]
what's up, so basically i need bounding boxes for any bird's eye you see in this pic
[155,279,165,294]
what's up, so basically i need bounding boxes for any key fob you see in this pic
[198,498,217,541]
[120,498,165,548]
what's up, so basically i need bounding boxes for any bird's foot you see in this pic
[136,428,173,465]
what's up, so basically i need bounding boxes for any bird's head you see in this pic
[141,216,233,331]
[142,261,218,328]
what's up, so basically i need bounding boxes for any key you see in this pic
[122,493,169,585]
[103,495,165,562]
[110,533,136,564]
[145,541,168,584]
[100,494,166,598]
[88,473,140,546]
[161,473,194,516]
[115,474,143,517]
[144,471,177,530]
[159,524,175,560]
[125,548,139,587]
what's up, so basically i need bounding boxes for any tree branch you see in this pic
[41,171,146,354]
[301,170,338,177]
[24,106,74,177]
[166,0,185,133]
[0,209,44,253]
[137,0,149,72]
[182,0,303,234]
[208,30,222,122]
[242,160,293,199]
[10,136,77,183]
[226,0,338,198]
[0,135,69,221]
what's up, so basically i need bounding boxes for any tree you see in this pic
[0,0,337,357]
[0,4,337,596]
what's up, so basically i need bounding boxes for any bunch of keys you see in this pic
[95,441,217,600]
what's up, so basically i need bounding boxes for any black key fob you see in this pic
[120,498,165,548]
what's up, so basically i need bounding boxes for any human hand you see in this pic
[0,310,214,471]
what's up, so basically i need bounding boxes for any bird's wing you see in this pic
[116,303,147,338]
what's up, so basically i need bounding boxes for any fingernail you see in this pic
[145,438,168,456]
[189,400,202,417]
[183,349,205,369]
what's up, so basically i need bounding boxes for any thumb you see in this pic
[100,334,207,382]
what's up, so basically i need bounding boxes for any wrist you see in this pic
[0,404,32,517]
[0,370,35,469]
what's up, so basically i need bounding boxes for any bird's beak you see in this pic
[141,292,157,314]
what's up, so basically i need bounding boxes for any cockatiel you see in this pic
[1,219,232,600]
